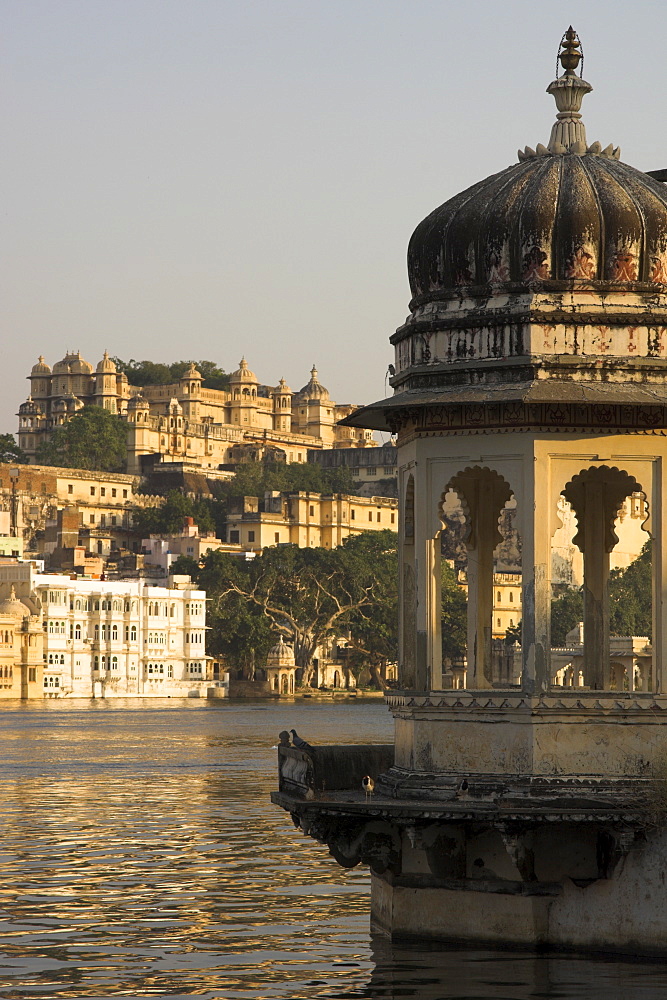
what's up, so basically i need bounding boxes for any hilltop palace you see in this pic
[18,354,377,473]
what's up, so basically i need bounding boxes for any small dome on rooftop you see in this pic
[31,356,51,375]
[96,350,117,374]
[297,365,329,400]
[0,587,31,619]
[230,358,258,382]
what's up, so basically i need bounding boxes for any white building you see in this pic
[0,562,214,698]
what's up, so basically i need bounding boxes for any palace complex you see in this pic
[17,354,378,473]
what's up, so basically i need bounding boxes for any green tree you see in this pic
[132,491,215,537]
[550,540,653,645]
[441,562,467,661]
[112,358,230,390]
[550,587,583,646]
[0,434,25,463]
[337,531,398,687]
[36,406,127,472]
[609,540,652,638]
[196,531,399,684]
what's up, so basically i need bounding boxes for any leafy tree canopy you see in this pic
[0,434,25,464]
[216,460,362,504]
[132,490,215,537]
[35,407,127,472]
[191,531,399,681]
[441,562,467,661]
[111,358,230,391]
[550,539,653,644]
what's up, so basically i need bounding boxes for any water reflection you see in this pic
[0,700,666,999]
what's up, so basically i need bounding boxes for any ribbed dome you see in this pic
[408,157,667,299]
[53,351,93,375]
[128,394,149,410]
[96,350,116,374]
[19,398,42,416]
[0,587,30,619]
[408,28,667,302]
[230,358,257,383]
[31,356,51,375]
[267,635,295,666]
[297,365,329,400]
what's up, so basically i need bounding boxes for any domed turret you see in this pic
[407,28,667,300]
[267,635,295,667]
[0,587,31,619]
[230,358,258,383]
[96,350,117,374]
[52,351,93,376]
[181,362,202,380]
[128,393,149,411]
[31,356,51,376]
[18,398,42,417]
[297,365,329,400]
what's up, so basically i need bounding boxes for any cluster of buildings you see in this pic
[17,354,381,474]
[0,561,216,700]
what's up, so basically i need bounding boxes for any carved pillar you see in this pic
[563,466,639,692]
[426,535,443,690]
[450,468,512,689]
[518,450,552,695]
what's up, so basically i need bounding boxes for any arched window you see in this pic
[94,625,99,640]
[497,591,502,602]
[509,592,514,603]
[131,626,137,642]
[112,625,118,640]
[111,656,118,670]
[75,600,81,610]
[75,624,81,640]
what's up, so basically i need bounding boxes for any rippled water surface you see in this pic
[2,700,667,1000]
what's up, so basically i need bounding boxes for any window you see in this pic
[111,515,117,526]
[384,467,394,475]
[28,668,36,682]
[497,618,501,628]
[367,467,377,476]
[351,468,359,476]
[111,656,118,670]
[230,530,239,544]
[509,592,514,603]
[112,488,117,498]
[497,591,502,602]
[248,531,255,543]
[391,513,395,524]
[274,532,280,543]
[309,505,314,516]
[167,664,173,678]
[131,627,137,642]
[90,487,96,496]
[94,625,99,640]
[101,488,106,497]
[368,512,373,522]
[123,490,128,499]
[377,512,381,522]
[350,510,355,520]
[75,624,81,640]
[112,625,118,641]
[90,514,95,524]
[68,484,73,494]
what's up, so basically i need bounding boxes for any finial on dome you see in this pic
[518,29,620,161]
[311,365,318,378]
[545,27,592,153]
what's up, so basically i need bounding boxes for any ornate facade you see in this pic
[18,355,377,473]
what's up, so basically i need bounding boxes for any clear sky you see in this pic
[2,0,665,438]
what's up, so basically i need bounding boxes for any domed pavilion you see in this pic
[274,30,667,955]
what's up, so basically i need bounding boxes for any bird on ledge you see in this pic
[291,729,314,752]
[362,775,375,801]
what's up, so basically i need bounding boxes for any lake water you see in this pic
[1,699,667,999]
